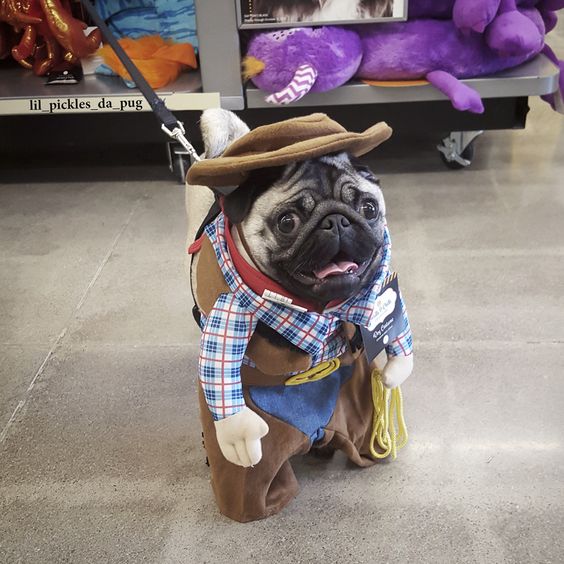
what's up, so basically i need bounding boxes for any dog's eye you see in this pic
[360,200,378,220]
[277,212,299,234]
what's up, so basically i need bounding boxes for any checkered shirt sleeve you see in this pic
[385,291,413,357]
[199,292,257,421]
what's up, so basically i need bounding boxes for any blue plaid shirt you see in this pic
[198,213,412,420]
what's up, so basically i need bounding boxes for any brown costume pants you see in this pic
[199,356,377,523]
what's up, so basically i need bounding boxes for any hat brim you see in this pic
[187,119,392,191]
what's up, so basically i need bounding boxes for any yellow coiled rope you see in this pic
[369,369,408,460]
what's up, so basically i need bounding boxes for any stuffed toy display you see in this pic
[0,0,101,75]
[244,0,563,113]
[185,110,414,522]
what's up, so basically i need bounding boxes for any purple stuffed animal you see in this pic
[356,8,546,113]
[409,0,564,55]
[409,0,564,25]
[408,0,544,55]
[244,26,362,104]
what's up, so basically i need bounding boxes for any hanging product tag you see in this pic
[360,273,404,362]
[262,289,307,312]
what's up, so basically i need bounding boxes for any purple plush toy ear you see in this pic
[453,0,502,33]
[485,1,544,56]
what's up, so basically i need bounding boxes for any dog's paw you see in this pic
[381,354,414,389]
[214,407,269,467]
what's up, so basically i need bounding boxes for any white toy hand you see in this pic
[371,350,414,389]
[381,354,414,389]
[214,407,269,467]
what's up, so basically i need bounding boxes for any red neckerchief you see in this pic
[189,216,342,313]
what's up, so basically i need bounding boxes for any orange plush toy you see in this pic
[98,35,197,88]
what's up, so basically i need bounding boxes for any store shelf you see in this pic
[246,54,560,108]
[0,68,220,116]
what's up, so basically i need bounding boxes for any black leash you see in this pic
[80,0,201,162]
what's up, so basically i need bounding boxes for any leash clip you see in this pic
[161,122,201,162]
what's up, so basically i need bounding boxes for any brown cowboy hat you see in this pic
[186,113,392,193]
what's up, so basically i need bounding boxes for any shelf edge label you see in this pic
[0,92,220,116]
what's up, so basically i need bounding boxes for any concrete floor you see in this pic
[1,95,564,562]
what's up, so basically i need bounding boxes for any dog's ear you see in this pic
[200,109,250,159]
[223,166,285,224]
[350,157,380,185]
[223,188,256,225]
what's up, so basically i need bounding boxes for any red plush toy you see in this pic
[0,0,101,75]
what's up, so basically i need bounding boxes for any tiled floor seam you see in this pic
[0,326,67,444]
[0,199,142,446]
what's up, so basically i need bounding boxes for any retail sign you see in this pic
[360,273,405,362]
[238,0,408,28]
[0,92,220,116]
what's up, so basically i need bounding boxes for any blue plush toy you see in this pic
[94,0,197,86]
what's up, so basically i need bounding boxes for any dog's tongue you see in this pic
[313,261,359,279]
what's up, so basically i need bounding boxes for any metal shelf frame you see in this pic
[194,0,245,110]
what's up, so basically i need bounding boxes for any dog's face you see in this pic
[223,152,386,306]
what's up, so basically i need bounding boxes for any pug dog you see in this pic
[187,109,413,479]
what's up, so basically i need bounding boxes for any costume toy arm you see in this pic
[199,292,257,420]
[199,292,269,467]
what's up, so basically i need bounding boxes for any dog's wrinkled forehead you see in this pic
[251,152,385,220]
